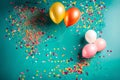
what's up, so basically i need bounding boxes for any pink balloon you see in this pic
[95,38,106,51]
[82,44,97,58]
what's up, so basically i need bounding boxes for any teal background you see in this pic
[0,0,120,80]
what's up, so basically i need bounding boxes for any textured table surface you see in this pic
[0,0,120,80]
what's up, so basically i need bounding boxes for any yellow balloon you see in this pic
[49,2,65,24]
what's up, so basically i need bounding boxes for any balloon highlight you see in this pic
[49,2,65,24]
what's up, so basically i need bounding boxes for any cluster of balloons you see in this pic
[49,2,82,27]
[82,30,106,58]
[49,2,106,59]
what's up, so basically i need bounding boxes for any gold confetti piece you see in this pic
[62,54,65,57]
[9,15,12,19]
[44,70,46,72]
[43,0,47,3]
[35,74,38,76]
[83,25,86,28]
[72,1,76,5]
[6,29,8,32]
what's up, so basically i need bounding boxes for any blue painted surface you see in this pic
[0,0,120,80]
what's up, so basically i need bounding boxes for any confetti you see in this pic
[3,0,111,80]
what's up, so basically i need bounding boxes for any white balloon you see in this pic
[85,30,97,43]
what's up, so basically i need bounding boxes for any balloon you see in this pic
[85,30,97,43]
[95,38,106,51]
[82,44,97,58]
[64,7,82,27]
[49,2,65,24]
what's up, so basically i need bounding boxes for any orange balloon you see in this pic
[64,7,82,27]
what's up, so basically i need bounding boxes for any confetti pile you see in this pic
[3,0,112,80]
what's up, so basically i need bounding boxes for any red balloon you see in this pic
[64,7,82,27]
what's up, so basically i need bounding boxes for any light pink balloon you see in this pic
[95,38,106,51]
[82,44,97,58]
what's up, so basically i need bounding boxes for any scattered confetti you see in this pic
[3,0,112,80]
